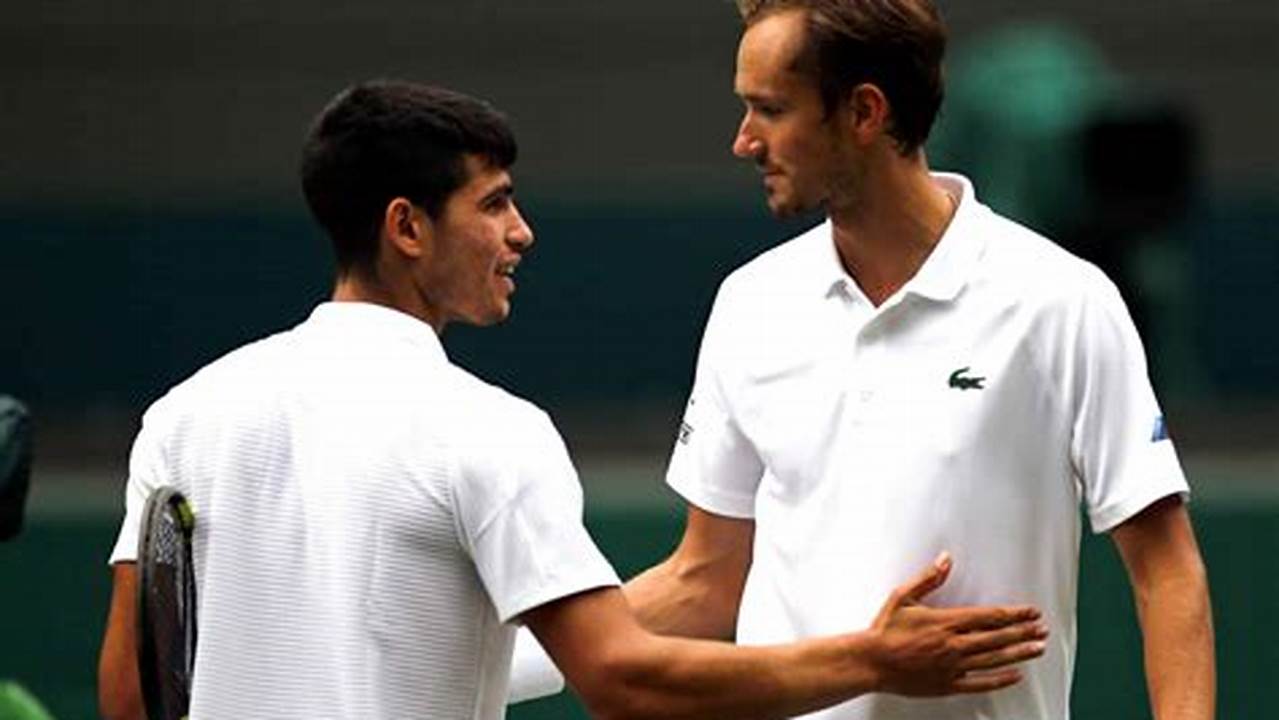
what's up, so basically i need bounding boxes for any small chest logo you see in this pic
[948,367,986,391]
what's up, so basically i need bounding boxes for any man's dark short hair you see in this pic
[738,0,947,155]
[299,81,517,277]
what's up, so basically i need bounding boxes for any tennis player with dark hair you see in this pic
[578,2,1212,719]
[97,80,1051,719]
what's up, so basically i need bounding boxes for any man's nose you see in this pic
[508,206,534,250]
[732,116,761,159]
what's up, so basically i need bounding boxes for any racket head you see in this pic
[136,487,197,720]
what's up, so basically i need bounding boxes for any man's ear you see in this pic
[382,197,430,259]
[845,83,890,146]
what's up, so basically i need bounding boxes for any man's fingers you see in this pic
[948,668,1023,694]
[949,604,1040,632]
[958,640,1047,672]
[895,551,953,606]
[954,620,1049,656]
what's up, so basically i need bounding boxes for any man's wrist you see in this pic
[839,630,887,695]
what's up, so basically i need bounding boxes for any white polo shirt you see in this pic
[110,302,619,719]
[667,173,1188,720]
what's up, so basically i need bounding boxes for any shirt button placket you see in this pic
[848,314,878,426]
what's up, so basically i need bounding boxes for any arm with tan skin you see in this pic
[508,506,751,701]
[1110,495,1216,720]
[623,506,754,639]
[99,563,145,720]
[524,553,1048,720]
[509,505,1049,704]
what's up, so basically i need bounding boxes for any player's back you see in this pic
[145,304,522,718]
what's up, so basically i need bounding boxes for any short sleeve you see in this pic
[665,282,765,518]
[1069,274,1189,533]
[453,406,619,624]
[108,405,170,564]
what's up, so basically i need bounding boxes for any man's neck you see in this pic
[331,269,445,334]
[827,155,955,307]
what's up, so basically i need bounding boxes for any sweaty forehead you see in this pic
[735,9,809,94]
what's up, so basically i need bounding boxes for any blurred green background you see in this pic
[6,477,1277,718]
[2,0,1275,717]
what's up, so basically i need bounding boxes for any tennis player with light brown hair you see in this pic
[618,1,1215,718]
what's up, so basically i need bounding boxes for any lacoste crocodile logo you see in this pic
[948,367,985,390]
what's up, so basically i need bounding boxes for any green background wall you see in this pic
[5,198,1278,417]
[1,496,1271,718]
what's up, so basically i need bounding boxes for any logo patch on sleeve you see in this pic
[677,421,694,445]
[1151,415,1169,442]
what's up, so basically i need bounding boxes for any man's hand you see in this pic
[867,553,1048,697]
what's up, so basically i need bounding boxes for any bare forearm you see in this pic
[1112,498,1217,720]
[623,507,753,640]
[590,631,878,720]
[533,565,1046,720]
[624,558,739,639]
[99,565,145,720]
[98,655,145,720]
[1134,567,1216,720]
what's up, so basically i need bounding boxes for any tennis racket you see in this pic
[136,487,197,720]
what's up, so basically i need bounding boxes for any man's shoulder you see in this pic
[434,363,571,494]
[717,220,829,302]
[694,222,831,369]
[144,328,296,420]
[976,209,1116,309]
[438,363,556,437]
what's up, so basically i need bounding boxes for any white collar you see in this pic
[809,172,987,304]
[306,301,447,363]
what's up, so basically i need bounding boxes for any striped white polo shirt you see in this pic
[110,301,619,719]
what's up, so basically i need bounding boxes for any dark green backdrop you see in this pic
[4,197,1278,421]
[0,500,1270,719]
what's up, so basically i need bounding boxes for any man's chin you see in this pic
[762,187,823,218]
[486,302,513,325]
[766,195,815,219]
[456,304,511,329]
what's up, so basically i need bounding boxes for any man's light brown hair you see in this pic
[736,0,946,154]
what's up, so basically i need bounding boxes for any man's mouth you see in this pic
[496,261,519,289]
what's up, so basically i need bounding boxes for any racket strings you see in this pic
[139,490,196,720]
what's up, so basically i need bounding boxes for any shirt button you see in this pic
[858,389,874,403]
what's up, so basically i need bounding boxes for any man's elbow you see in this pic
[571,642,671,720]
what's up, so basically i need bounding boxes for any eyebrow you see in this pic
[479,181,515,205]
[738,91,779,105]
